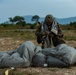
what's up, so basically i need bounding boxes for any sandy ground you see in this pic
[0,37,76,51]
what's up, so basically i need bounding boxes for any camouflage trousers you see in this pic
[36,34,66,47]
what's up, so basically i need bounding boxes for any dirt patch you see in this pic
[0,38,23,51]
[0,37,76,51]
[17,67,76,75]
[66,40,76,48]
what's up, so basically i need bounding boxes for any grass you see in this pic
[62,30,76,41]
[0,30,36,41]
[0,30,76,41]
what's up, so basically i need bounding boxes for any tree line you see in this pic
[0,15,40,28]
[0,15,76,30]
[61,22,76,30]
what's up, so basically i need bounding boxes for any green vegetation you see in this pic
[0,15,76,29]
[31,15,40,23]
[0,29,76,41]
[0,30,36,41]
[9,16,26,26]
[63,30,76,41]
[60,22,76,30]
[0,22,76,30]
[0,15,40,29]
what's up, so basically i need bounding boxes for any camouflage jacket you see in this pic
[35,21,63,38]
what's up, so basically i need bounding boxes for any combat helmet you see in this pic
[44,14,54,25]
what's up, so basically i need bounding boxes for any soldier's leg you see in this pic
[36,32,44,44]
[52,37,66,47]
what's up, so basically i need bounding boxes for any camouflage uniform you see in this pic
[35,14,65,47]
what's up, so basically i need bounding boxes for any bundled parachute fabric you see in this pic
[32,52,46,67]
[0,41,76,68]
[0,41,42,68]
[46,56,68,67]
[55,44,76,65]
[0,52,24,68]
[42,44,76,66]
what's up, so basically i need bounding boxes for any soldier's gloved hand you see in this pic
[49,32,55,37]
[45,31,50,35]
[57,33,63,38]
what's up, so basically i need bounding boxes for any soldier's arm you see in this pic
[35,25,41,36]
[57,24,64,38]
